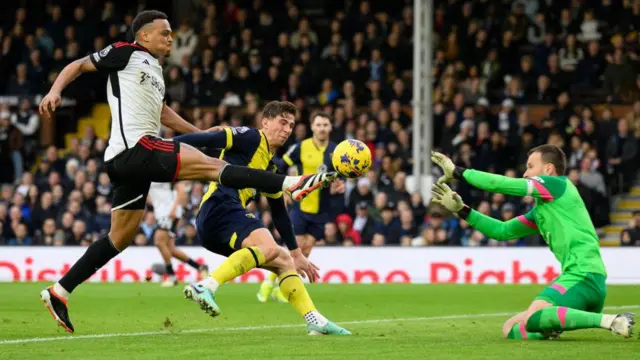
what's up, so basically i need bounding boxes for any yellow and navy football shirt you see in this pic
[198,126,282,208]
[282,138,337,215]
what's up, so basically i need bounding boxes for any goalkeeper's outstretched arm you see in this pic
[458,169,566,202]
[430,182,540,241]
[458,206,540,241]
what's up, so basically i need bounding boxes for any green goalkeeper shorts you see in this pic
[535,272,607,313]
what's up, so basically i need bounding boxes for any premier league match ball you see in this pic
[332,139,372,178]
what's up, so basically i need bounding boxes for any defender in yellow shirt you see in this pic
[174,101,350,335]
[257,112,345,303]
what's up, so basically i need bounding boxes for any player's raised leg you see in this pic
[175,142,336,201]
[41,205,144,333]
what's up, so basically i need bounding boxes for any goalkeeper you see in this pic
[430,145,634,340]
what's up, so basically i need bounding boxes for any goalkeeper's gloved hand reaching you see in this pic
[431,151,456,184]
[430,183,465,213]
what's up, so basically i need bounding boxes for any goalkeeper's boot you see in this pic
[257,280,274,303]
[40,286,74,333]
[271,286,289,303]
[610,312,635,338]
[284,173,337,201]
[307,321,352,336]
[183,283,221,317]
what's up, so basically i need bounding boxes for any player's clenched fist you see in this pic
[39,92,62,118]
[431,151,456,184]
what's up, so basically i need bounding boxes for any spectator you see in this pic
[34,218,57,245]
[606,119,637,193]
[8,223,31,245]
[579,158,607,196]
[169,19,198,66]
[10,98,39,164]
[335,214,361,245]
[373,202,401,245]
[6,63,31,95]
[604,50,637,102]
[621,211,640,246]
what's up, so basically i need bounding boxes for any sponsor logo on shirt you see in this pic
[139,71,165,96]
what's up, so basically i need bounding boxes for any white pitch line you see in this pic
[1,305,638,345]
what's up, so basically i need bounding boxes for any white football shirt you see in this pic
[90,42,166,161]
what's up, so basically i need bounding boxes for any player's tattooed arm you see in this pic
[161,104,201,134]
[39,56,96,116]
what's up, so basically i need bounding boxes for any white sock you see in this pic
[53,282,70,300]
[600,314,616,329]
[198,277,220,293]
[282,176,301,191]
[304,311,329,326]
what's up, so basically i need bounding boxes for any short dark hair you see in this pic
[528,144,567,175]
[262,101,297,120]
[132,10,168,34]
[311,111,332,124]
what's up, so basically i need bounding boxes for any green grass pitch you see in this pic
[1,283,639,359]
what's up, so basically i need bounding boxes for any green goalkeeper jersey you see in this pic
[462,170,606,277]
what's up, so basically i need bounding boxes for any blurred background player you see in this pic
[175,101,349,335]
[257,112,345,303]
[148,181,208,287]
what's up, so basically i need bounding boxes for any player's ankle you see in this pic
[304,311,328,326]
[198,277,220,293]
[600,314,616,329]
[53,282,70,300]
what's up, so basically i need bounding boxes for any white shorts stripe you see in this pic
[111,194,144,211]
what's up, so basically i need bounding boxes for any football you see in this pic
[332,139,372,178]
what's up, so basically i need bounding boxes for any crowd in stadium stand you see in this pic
[1,0,640,247]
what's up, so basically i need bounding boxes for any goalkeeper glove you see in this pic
[430,151,466,184]
[430,183,471,218]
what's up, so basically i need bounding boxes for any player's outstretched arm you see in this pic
[431,151,563,202]
[39,56,96,117]
[461,170,563,202]
[173,129,230,149]
[161,104,201,134]
[464,208,539,241]
[430,183,539,241]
